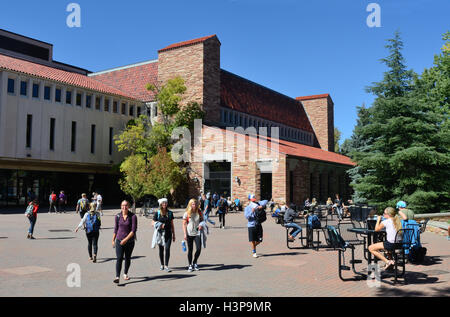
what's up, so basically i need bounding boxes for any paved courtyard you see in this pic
[0,208,449,297]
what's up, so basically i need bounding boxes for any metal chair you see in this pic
[391,228,414,284]
[285,217,309,249]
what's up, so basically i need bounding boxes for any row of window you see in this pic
[25,114,114,156]
[6,77,143,117]
[220,108,313,145]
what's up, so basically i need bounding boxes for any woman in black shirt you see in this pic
[152,198,175,272]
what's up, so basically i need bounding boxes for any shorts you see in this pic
[248,224,263,243]
[383,241,396,251]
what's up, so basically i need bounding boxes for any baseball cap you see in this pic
[248,194,257,202]
[396,201,407,209]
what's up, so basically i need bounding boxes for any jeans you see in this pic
[285,222,302,238]
[204,211,215,225]
[187,235,201,265]
[115,239,135,277]
[28,216,36,234]
[49,202,58,213]
[86,231,99,258]
[218,212,226,227]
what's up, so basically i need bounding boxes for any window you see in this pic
[95,96,101,110]
[220,109,224,123]
[32,83,39,98]
[121,103,126,115]
[20,81,27,96]
[90,125,96,154]
[154,106,158,117]
[66,91,72,104]
[113,100,118,113]
[104,98,110,112]
[26,115,32,148]
[7,78,15,94]
[137,106,142,116]
[76,93,82,106]
[44,86,51,100]
[109,127,113,156]
[71,121,76,152]
[55,88,62,102]
[49,118,55,150]
[129,105,134,117]
[86,95,92,108]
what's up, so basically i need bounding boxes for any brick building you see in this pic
[0,30,354,207]
[91,34,355,206]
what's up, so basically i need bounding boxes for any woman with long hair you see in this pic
[152,198,175,272]
[368,207,403,269]
[112,200,137,284]
[182,199,204,272]
[75,203,101,263]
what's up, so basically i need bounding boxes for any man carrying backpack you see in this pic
[75,203,101,263]
[48,191,58,213]
[244,194,267,258]
[76,193,90,219]
[217,194,228,229]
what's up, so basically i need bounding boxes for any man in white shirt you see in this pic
[96,193,103,216]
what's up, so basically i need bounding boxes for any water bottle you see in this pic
[181,240,186,252]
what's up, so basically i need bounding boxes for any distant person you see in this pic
[282,202,302,242]
[326,197,333,215]
[396,201,414,221]
[333,194,343,219]
[152,198,175,272]
[75,203,101,263]
[91,192,98,211]
[48,191,58,213]
[203,193,216,226]
[112,200,137,284]
[25,199,39,239]
[310,198,318,210]
[96,192,103,216]
[217,194,228,229]
[76,193,90,219]
[245,194,266,258]
[58,190,67,213]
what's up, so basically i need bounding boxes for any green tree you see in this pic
[334,127,341,153]
[118,154,148,211]
[351,31,450,213]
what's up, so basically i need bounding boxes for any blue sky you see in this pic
[1,0,449,143]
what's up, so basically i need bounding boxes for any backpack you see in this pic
[327,225,348,250]
[218,199,228,213]
[408,246,427,263]
[85,213,101,233]
[79,199,88,212]
[308,214,321,229]
[51,194,57,202]
[25,204,34,217]
[157,210,173,222]
[254,203,267,224]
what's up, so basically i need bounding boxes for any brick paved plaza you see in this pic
[0,208,449,297]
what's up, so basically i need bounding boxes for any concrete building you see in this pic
[0,30,354,207]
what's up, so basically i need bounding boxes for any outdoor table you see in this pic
[347,228,386,266]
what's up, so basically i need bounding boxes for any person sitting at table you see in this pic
[368,207,402,270]
[396,201,415,221]
[326,197,333,215]
[282,203,303,242]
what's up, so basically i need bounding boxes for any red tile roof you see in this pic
[158,35,217,53]
[204,125,355,167]
[221,70,315,134]
[296,94,330,101]
[0,54,139,100]
[89,61,158,102]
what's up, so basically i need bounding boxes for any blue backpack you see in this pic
[308,214,321,229]
[85,213,101,233]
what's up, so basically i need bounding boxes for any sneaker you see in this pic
[252,253,258,258]
[164,266,172,272]
[29,236,36,240]
[27,234,30,239]
[93,256,97,263]
[160,265,164,271]
[194,264,200,271]
[113,277,119,284]
[188,265,193,272]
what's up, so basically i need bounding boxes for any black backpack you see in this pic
[409,246,427,263]
[254,204,267,224]
[218,199,228,212]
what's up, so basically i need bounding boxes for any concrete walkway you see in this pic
[0,208,449,297]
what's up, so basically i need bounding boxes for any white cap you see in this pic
[158,198,168,205]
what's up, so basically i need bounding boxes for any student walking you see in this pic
[182,199,204,272]
[25,199,39,239]
[217,194,228,229]
[58,191,67,213]
[112,200,137,284]
[203,193,216,226]
[244,194,266,258]
[75,203,101,263]
[151,198,175,272]
[96,192,103,216]
[76,193,90,219]
[48,191,58,213]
